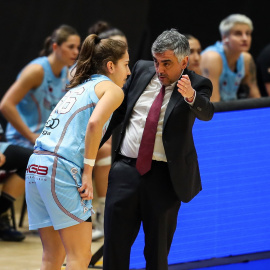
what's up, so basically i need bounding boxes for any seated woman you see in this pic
[0,121,33,241]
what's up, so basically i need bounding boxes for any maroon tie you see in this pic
[136,85,166,175]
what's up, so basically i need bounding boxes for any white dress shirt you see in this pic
[120,74,174,162]
[120,73,196,162]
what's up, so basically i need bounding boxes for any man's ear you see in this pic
[181,56,189,69]
[106,61,114,74]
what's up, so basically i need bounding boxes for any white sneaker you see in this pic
[92,210,104,241]
[92,228,104,241]
[92,198,105,241]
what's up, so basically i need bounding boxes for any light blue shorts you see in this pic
[25,153,92,230]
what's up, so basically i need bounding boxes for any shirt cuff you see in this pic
[184,90,196,106]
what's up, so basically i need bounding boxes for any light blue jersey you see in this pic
[202,41,245,101]
[0,123,10,153]
[34,74,112,169]
[25,74,112,230]
[5,57,68,148]
[0,142,10,154]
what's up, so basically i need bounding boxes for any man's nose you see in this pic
[156,65,164,74]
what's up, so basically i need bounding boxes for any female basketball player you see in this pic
[0,25,81,148]
[25,34,130,270]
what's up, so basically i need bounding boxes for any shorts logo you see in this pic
[26,164,48,175]
[45,118,60,129]
[71,168,78,175]
[71,167,79,187]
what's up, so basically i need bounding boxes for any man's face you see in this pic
[153,50,188,86]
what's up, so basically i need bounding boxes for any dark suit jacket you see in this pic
[102,60,214,203]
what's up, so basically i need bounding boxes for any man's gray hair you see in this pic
[151,29,190,62]
[219,14,253,37]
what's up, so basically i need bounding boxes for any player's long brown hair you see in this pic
[68,34,127,89]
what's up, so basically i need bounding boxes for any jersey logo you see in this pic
[45,118,60,129]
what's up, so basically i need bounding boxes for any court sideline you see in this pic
[1,195,270,270]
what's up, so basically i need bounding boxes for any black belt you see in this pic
[116,154,137,166]
[116,154,167,168]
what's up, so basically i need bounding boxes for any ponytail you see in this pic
[68,34,99,89]
[39,36,53,56]
[68,34,127,90]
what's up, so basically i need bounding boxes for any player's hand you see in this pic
[78,174,93,200]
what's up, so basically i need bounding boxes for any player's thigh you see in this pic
[59,221,92,256]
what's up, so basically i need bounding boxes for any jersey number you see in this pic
[52,87,85,114]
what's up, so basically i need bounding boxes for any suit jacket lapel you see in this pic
[125,65,156,122]
[163,69,188,127]
[123,65,188,130]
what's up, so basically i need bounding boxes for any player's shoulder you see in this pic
[201,50,222,62]
[242,51,253,62]
[188,70,213,88]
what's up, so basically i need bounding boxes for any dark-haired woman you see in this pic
[184,34,202,75]
[0,25,80,149]
[25,34,130,269]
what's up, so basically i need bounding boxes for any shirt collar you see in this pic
[153,74,177,91]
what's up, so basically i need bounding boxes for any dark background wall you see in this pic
[0,0,267,99]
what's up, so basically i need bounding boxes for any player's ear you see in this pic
[106,61,114,74]
[52,42,58,52]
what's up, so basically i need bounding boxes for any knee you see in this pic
[79,251,92,267]
[42,250,65,267]
[66,249,92,267]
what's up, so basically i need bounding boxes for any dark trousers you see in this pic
[103,155,181,270]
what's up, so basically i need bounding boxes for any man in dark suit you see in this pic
[102,29,214,270]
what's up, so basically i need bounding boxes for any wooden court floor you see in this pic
[0,194,104,270]
[2,195,269,270]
